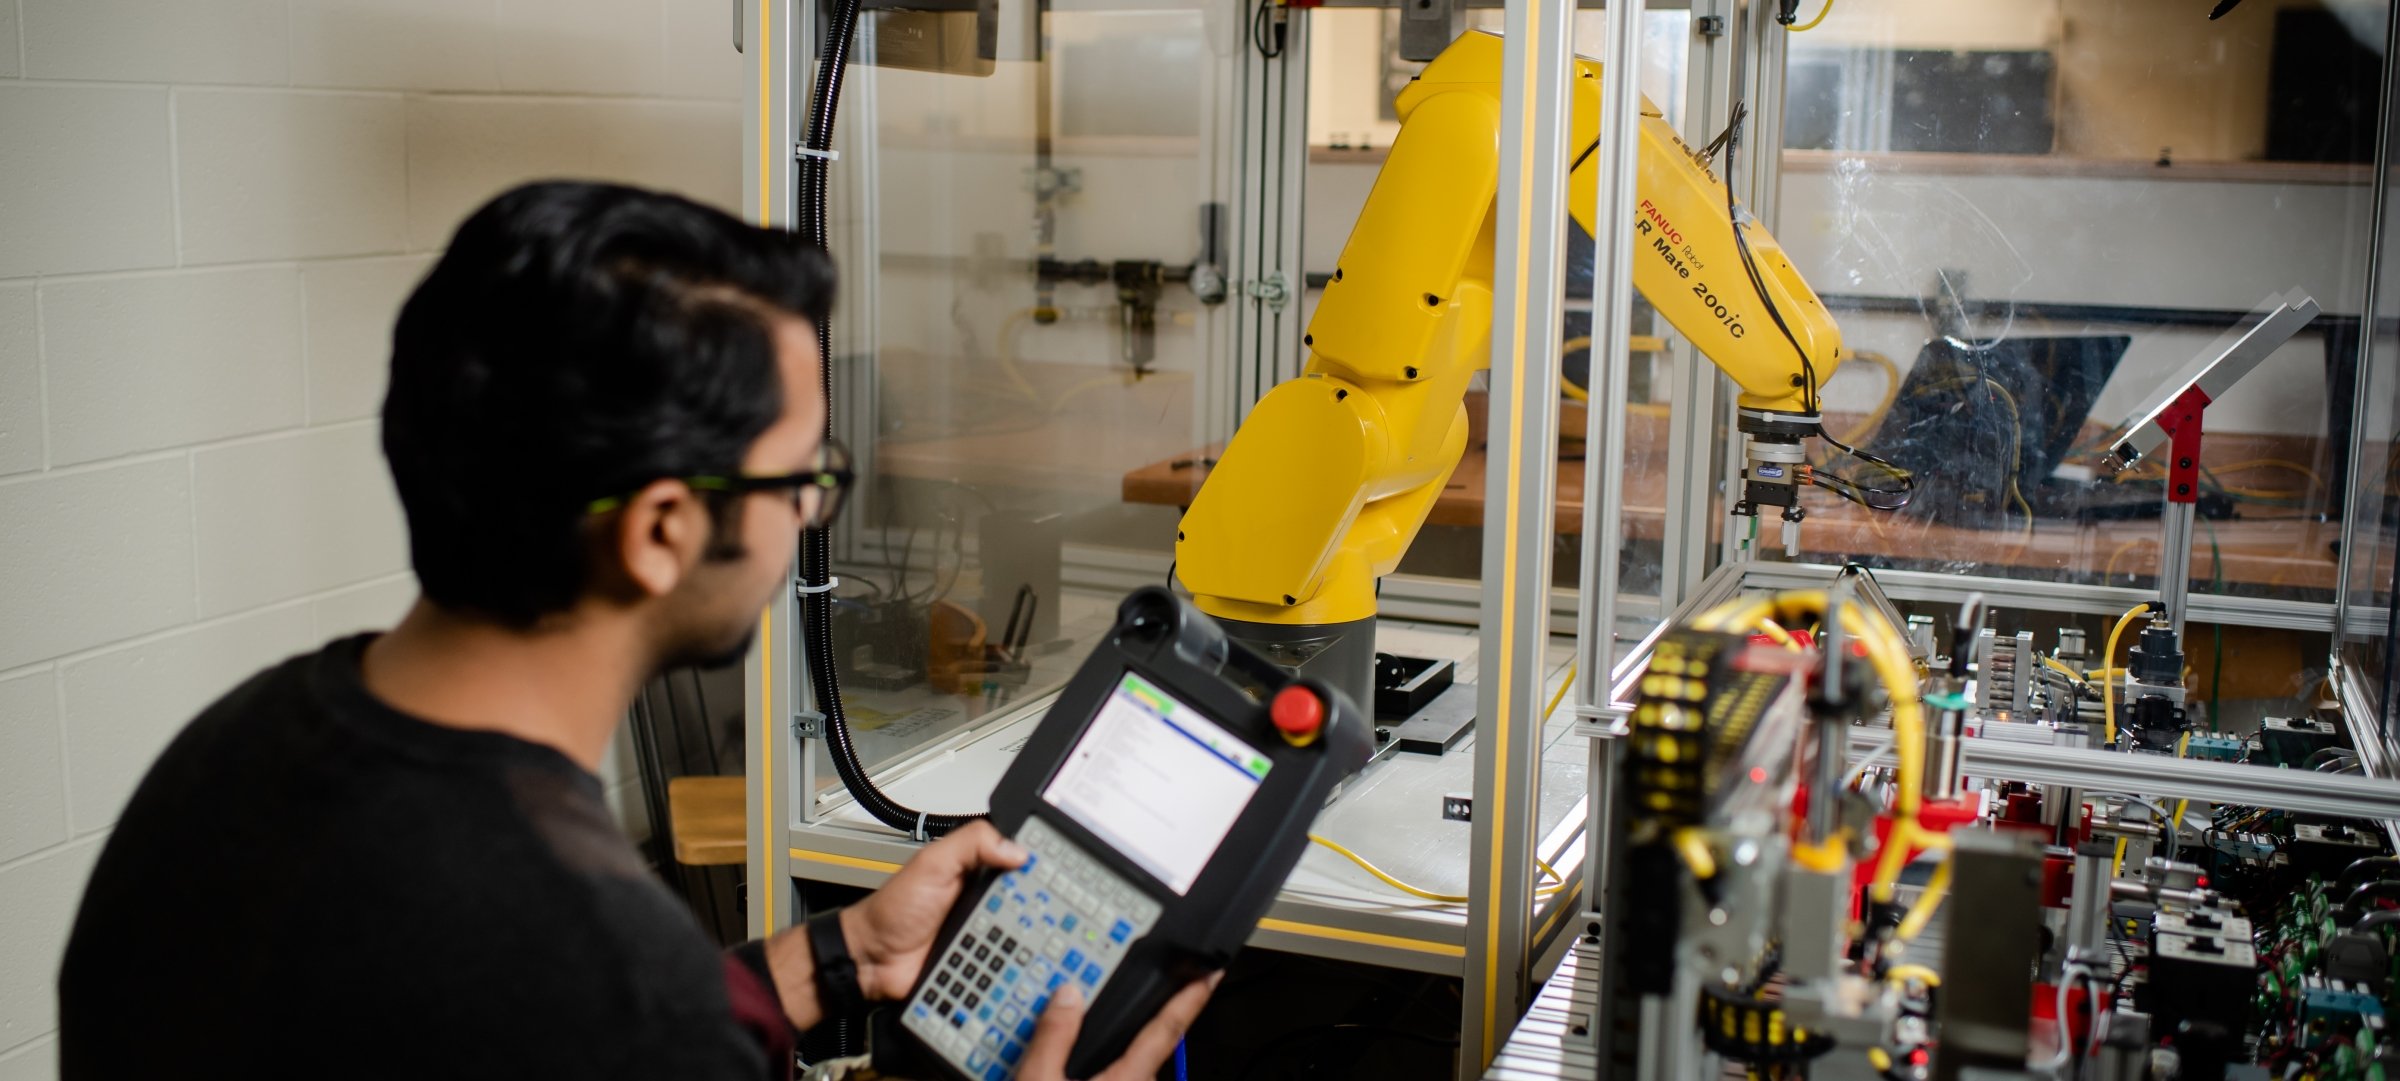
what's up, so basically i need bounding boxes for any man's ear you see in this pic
[611,478,709,600]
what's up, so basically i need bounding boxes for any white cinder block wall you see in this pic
[0,2,746,1073]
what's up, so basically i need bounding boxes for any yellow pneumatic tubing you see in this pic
[1692,590,1929,904]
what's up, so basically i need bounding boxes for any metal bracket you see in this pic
[1245,273,1292,311]
[1695,14,1726,37]
[791,710,826,740]
[1025,165,1083,198]
[1398,0,1465,62]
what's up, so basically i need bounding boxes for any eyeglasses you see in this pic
[586,438,854,530]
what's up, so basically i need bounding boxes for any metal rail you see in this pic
[1844,731,2400,824]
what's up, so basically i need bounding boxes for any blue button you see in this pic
[1019,915,1035,930]
[1110,919,1133,943]
[1032,994,1050,1015]
[1000,874,1016,890]
[912,1004,929,1019]
[1036,890,1051,905]
[979,1004,994,1022]
[1061,915,1079,933]
[968,1050,988,1072]
[1047,972,1067,992]
[1002,966,1020,984]
[1016,1018,1037,1042]
[1042,914,1056,926]
[1081,962,1103,985]
[954,1011,969,1028]
[1014,893,1029,906]
[1001,1041,1024,1065]
[1021,853,1037,871]
[985,896,1002,913]
[984,1065,1009,1081]
[1062,948,1084,971]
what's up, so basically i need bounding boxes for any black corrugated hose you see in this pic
[796,0,979,840]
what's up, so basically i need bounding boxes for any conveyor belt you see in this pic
[1484,938,1600,1080]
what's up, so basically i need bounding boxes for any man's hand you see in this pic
[1016,972,1220,1081]
[843,820,1029,1002]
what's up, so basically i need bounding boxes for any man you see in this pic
[58,181,1213,1078]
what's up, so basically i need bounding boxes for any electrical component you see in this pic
[2121,616,2188,753]
[2322,932,2391,994]
[2151,932,2257,1049]
[2260,715,2342,767]
[1973,627,2034,717]
[2288,821,2383,877]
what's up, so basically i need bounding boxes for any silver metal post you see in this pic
[1574,0,1647,726]
[1466,0,1575,1070]
[1209,4,1311,442]
[1663,0,1734,607]
[742,0,804,939]
[2157,500,2196,639]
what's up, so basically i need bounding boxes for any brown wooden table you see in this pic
[1120,415,2355,594]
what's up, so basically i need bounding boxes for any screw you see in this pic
[1405,366,1420,379]
[1304,333,1314,346]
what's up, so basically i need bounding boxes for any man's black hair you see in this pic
[383,181,836,626]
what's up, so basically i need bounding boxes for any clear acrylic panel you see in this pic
[1768,0,2381,612]
[2343,19,2400,736]
[814,1,1214,792]
[1301,6,1696,650]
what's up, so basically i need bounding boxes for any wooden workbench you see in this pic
[1119,414,2353,594]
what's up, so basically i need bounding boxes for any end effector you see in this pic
[1733,410,1821,557]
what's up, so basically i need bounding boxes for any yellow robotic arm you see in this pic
[1175,31,1845,706]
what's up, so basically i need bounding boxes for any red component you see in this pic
[2041,853,2075,909]
[2155,385,2214,506]
[2033,981,2115,1060]
[1849,800,1984,918]
[2003,791,2043,824]
[1270,685,1324,740]
[1931,799,1980,827]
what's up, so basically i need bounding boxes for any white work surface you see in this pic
[786,611,1591,973]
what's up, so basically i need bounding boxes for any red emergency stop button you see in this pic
[1271,685,1323,746]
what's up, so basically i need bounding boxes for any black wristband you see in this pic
[806,909,868,1021]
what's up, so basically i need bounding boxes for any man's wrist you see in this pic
[762,926,827,1032]
[806,909,869,1021]
[839,906,888,1001]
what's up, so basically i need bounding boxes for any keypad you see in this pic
[902,817,1163,1080]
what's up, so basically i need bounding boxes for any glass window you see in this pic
[1771,0,2380,615]
[815,1,1215,792]
[1300,8,1700,656]
[2343,48,2400,736]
